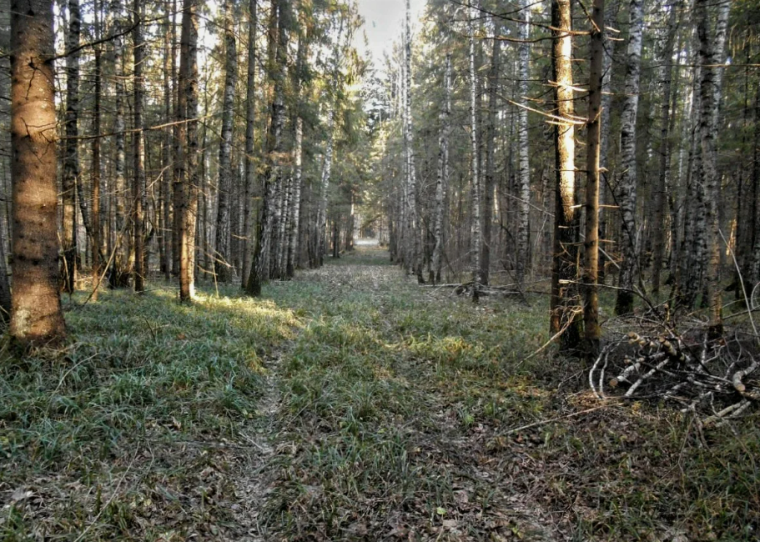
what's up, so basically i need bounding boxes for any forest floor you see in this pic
[1,247,758,541]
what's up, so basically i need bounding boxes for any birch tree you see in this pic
[516,0,531,291]
[614,0,644,315]
[468,1,482,300]
[431,53,451,285]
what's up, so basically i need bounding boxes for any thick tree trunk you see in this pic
[178,0,199,301]
[584,0,605,358]
[549,0,581,350]
[614,0,644,315]
[133,0,146,292]
[431,53,451,285]
[9,0,66,345]
[61,0,81,293]
[214,0,238,283]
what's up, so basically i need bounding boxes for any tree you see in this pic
[584,0,605,358]
[549,0,581,350]
[178,0,199,302]
[430,52,451,285]
[9,0,66,345]
[614,0,644,315]
[515,0,531,292]
[62,0,81,293]
[133,0,146,292]
[468,1,482,301]
[215,0,238,283]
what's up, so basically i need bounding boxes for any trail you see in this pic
[240,246,562,541]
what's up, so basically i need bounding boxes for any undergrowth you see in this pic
[1,247,758,541]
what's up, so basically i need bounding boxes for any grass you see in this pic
[1,247,758,541]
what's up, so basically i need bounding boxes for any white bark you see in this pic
[516,0,531,289]
[615,0,644,314]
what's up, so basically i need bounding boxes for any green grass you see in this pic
[1,248,758,541]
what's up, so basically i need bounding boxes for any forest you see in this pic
[1,0,759,539]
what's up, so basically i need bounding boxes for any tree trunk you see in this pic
[61,0,81,293]
[697,0,730,335]
[584,0,605,358]
[178,0,199,301]
[162,0,173,280]
[133,0,146,292]
[242,0,258,285]
[516,0,531,291]
[91,0,103,300]
[214,0,238,283]
[431,53,451,285]
[469,2,482,300]
[9,0,66,345]
[482,19,500,287]
[403,0,421,281]
[549,0,581,351]
[246,0,289,296]
[614,0,644,315]
[651,3,678,296]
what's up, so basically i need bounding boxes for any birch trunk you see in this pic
[482,20,500,287]
[651,3,678,296]
[431,53,451,285]
[469,2,482,300]
[614,0,644,315]
[698,0,730,334]
[516,0,531,291]
[247,0,289,296]
[404,0,421,281]
[162,0,173,279]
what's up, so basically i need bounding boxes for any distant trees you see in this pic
[3,0,758,356]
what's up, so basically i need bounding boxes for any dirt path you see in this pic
[242,247,562,541]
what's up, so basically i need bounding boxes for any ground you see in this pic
[1,247,758,541]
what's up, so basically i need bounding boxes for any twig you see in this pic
[503,405,612,436]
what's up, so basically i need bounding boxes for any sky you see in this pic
[355,0,427,70]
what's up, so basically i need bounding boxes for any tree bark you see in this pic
[614,0,644,315]
[584,0,605,359]
[132,0,146,292]
[516,0,531,291]
[9,0,66,345]
[469,2,482,300]
[61,0,81,293]
[91,0,103,300]
[242,0,257,285]
[549,0,581,350]
[247,0,289,296]
[431,53,451,285]
[651,3,678,296]
[178,0,199,301]
[214,0,238,283]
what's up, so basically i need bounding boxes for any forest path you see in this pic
[248,246,564,541]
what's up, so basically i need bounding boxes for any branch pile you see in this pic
[591,325,759,427]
